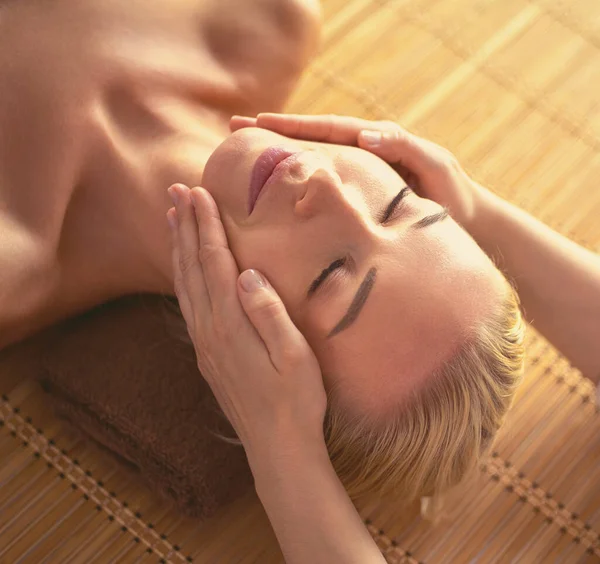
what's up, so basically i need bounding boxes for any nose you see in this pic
[294,167,366,227]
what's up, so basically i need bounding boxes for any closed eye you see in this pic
[307,187,412,297]
[308,257,346,297]
[380,186,412,223]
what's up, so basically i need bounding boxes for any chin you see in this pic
[203,128,301,221]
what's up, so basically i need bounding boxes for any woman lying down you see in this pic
[2,0,599,561]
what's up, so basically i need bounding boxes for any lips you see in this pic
[248,147,299,214]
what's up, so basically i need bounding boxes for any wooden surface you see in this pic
[1,0,600,562]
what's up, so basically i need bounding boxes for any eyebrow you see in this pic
[326,207,450,338]
[411,207,450,229]
[382,186,411,222]
[327,267,377,338]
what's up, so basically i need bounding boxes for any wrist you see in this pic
[249,430,331,494]
[468,184,503,240]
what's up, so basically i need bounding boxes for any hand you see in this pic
[231,113,488,230]
[166,183,327,469]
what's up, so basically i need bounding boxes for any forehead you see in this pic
[314,220,504,415]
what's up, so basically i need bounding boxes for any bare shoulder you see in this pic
[198,0,322,111]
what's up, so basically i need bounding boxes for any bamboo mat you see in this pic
[2,0,600,561]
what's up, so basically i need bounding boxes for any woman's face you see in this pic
[202,128,504,413]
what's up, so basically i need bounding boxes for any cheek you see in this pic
[201,151,249,218]
[225,228,304,304]
[332,146,406,195]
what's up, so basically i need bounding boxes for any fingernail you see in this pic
[361,130,382,147]
[168,187,179,205]
[240,269,266,292]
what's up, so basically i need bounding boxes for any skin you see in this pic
[199,127,505,412]
[236,113,600,380]
[169,113,600,564]
[0,0,503,414]
[0,0,596,560]
[0,0,320,349]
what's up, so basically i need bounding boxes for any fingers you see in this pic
[254,113,378,145]
[230,115,257,131]
[358,129,444,177]
[166,207,195,326]
[169,184,210,320]
[190,187,242,317]
[237,269,310,371]
[229,111,449,185]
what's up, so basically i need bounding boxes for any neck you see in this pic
[124,108,230,297]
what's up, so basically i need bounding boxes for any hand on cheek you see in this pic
[166,183,328,467]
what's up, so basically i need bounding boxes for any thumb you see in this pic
[237,269,309,369]
[358,128,438,176]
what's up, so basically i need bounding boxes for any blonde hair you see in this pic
[323,281,526,504]
[162,276,525,508]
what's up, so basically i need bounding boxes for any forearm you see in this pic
[250,439,386,564]
[470,189,600,381]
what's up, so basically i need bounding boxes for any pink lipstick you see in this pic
[248,147,298,214]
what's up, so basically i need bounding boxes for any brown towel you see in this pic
[37,294,254,519]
